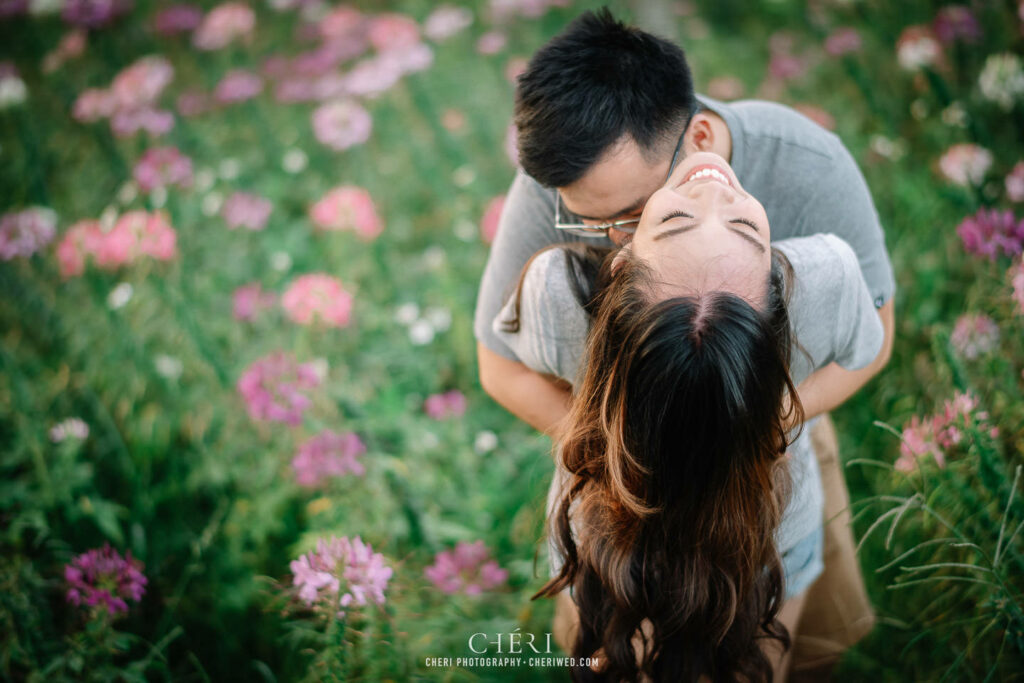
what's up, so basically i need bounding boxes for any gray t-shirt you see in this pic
[474,95,895,362]
[492,233,884,555]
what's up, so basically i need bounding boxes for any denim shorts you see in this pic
[781,525,824,600]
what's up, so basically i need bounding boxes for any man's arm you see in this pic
[478,342,572,438]
[794,298,894,425]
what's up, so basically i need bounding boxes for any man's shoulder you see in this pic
[704,95,843,160]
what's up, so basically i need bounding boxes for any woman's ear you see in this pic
[611,242,633,275]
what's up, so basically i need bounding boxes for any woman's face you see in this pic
[622,151,772,306]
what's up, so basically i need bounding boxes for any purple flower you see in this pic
[290,536,392,617]
[1009,259,1024,315]
[423,390,466,419]
[62,0,132,28]
[769,53,805,80]
[311,100,371,151]
[824,27,861,57]
[110,107,175,138]
[0,207,57,260]
[65,544,147,616]
[1006,162,1024,203]
[0,0,28,19]
[236,351,322,425]
[933,5,981,45]
[291,429,366,487]
[424,541,508,595]
[152,4,203,35]
[950,313,999,359]
[133,146,193,193]
[214,69,263,104]
[956,208,1024,260]
[222,191,272,231]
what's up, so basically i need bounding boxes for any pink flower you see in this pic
[176,90,211,117]
[309,186,382,239]
[311,99,371,151]
[441,108,466,132]
[290,536,392,616]
[824,27,861,57]
[153,4,203,35]
[793,104,835,130]
[113,210,178,263]
[424,390,467,420]
[769,53,805,80]
[236,351,321,425]
[938,144,992,186]
[291,430,366,487]
[896,25,942,71]
[424,5,473,42]
[896,392,995,472]
[214,69,263,104]
[72,88,116,122]
[232,282,276,321]
[950,313,1000,359]
[368,13,419,53]
[342,57,402,97]
[956,208,1024,260]
[42,29,87,73]
[424,541,508,595]
[706,75,744,100]
[192,2,255,51]
[110,107,175,138]
[378,42,433,76]
[1006,162,1024,202]
[1008,259,1024,315]
[133,146,193,192]
[281,273,353,327]
[897,415,944,472]
[504,56,528,84]
[0,207,57,260]
[110,55,174,111]
[65,544,147,616]
[222,191,272,231]
[319,6,365,42]
[480,195,505,244]
[476,31,506,55]
[932,5,981,44]
[62,0,132,29]
[56,220,103,278]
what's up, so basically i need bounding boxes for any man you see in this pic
[473,9,894,679]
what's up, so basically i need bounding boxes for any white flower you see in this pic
[270,250,292,272]
[117,181,139,205]
[308,357,329,383]
[108,282,133,310]
[394,302,420,325]
[218,158,241,180]
[421,245,446,270]
[454,218,477,242]
[452,165,476,188]
[28,0,62,16]
[474,430,498,454]
[201,192,223,216]
[421,430,440,450]
[50,417,89,443]
[424,306,452,332]
[150,185,168,209]
[0,75,28,109]
[194,167,216,192]
[154,354,184,380]
[409,319,435,345]
[282,148,308,174]
[941,101,968,128]
[99,205,119,231]
[978,53,1024,110]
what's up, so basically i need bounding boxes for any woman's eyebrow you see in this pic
[654,218,766,254]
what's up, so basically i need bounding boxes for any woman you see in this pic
[493,151,884,681]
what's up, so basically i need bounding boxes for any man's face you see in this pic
[557,135,674,246]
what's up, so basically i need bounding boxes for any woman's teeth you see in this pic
[686,167,729,185]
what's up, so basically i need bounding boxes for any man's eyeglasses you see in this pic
[553,107,698,238]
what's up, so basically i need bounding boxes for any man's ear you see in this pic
[610,242,633,275]
[685,114,715,154]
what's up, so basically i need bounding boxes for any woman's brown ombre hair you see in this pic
[534,247,803,682]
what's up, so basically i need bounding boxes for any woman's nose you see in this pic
[681,180,738,203]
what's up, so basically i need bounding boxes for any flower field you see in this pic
[1,0,1023,680]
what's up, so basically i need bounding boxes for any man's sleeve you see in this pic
[473,170,563,360]
[826,234,885,370]
[802,142,896,310]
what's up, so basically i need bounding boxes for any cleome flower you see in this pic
[290,536,392,618]
[65,544,148,616]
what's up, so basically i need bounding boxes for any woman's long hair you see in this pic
[532,246,803,682]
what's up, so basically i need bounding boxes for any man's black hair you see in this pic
[514,8,698,188]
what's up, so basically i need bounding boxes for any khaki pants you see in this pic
[788,414,876,679]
